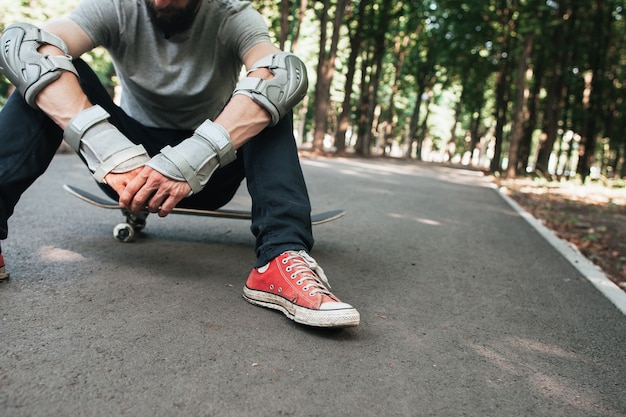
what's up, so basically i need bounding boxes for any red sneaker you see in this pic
[0,252,9,281]
[243,251,360,328]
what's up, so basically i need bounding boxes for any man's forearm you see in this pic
[214,94,272,150]
[35,45,92,129]
[36,73,92,129]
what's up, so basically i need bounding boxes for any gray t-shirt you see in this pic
[69,0,271,129]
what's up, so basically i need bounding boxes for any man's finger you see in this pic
[119,167,151,209]
[147,189,168,213]
[158,194,180,217]
[103,167,144,197]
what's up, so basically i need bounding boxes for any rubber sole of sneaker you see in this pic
[243,286,360,328]
[0,269,9,281]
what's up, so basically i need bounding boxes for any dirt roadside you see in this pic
[495,177,626,292]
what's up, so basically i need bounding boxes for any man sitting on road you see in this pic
[0,0,360,328]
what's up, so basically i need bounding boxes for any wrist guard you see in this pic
[233,52,308,126]
[146,120,236,194]
[64,105,150,182]
[0,22,78,108]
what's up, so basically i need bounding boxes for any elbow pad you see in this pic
[233,52,308,126]
[0,22,78,108]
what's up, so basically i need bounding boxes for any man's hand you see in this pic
[102,167,143,197]
[109,166,191,217]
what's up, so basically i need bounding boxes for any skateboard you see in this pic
[63,184,346,242]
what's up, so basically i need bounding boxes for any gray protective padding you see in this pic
[233,52,308,126]
[64,105,150,182]
[0,22,78,108]
[146,120,236,194]
[63,105,109,151]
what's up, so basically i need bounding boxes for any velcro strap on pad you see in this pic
[92,145,149,182]
[235,77,266,91]
[24,54,78,104]
[159,146,203,193]
[248,53,282,72]
[21,23,70,54]
[63,105,110,151]
[194,120,236,166]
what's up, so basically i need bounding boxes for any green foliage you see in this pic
[1,0,625,177]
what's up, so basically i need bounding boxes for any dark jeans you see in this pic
[0,59,313,266]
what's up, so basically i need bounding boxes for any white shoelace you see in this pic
[283,250,332,295]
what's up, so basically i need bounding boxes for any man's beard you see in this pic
[146,0,202,38]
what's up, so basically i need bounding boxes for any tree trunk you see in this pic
[506,31,534,178]
[447,92,463,162]
[382,29,412,156]
[278,0,290,50]
[535,2,574,176]
[577,0,611,180]
[416,90,432,160]
[519,50,544,173]
[355,0,392,156]
[468,91,485,162]
[335,0,368,154]
[290,0,308,52]
[354,49,373,155]
[491,56,510,173]
[311,0,330,151]
[312,0,349,152]
[406,81,426,158]
[490,2,514,173]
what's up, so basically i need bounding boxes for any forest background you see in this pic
[1,0,625,290]
[1,0,625,181]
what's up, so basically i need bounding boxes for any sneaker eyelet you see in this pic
[278,287,283,293]
[282,259,288,264]
[302,285,309,291]
[296,280,303,285]
[269,284,275,290]
[309,292,316,296]
[291,274,297,279]
[286,266,292,272]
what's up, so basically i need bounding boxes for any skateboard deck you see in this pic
[63,184,346,242]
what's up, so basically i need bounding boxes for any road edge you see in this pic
[493,184,626,317]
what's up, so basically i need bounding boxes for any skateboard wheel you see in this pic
[113,223,135,243]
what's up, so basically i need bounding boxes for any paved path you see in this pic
[1,154,624,417]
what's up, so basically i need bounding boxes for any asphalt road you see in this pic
[1,154,624,417]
